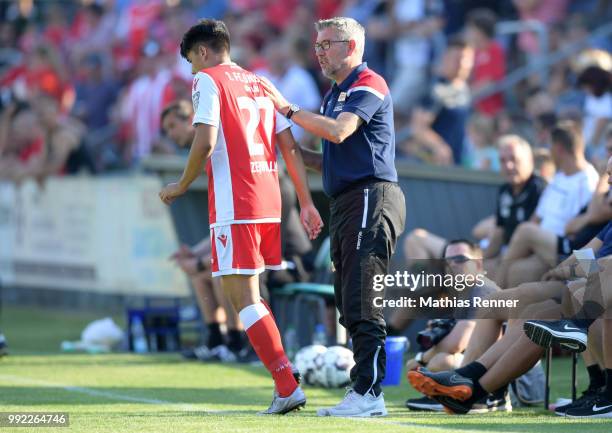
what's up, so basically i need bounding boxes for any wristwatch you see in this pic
[285,103,300,120]
[415,351,426,366]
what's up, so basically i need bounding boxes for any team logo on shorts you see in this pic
[217,234,228,248]
[192,91,200,112]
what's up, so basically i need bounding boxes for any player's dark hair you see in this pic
[467,8,497,39]
[551,120,583,154]
[180,19,230,60]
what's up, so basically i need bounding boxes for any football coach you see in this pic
[260,16,405,417]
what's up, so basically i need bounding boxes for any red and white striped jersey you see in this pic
[191,63,290,227]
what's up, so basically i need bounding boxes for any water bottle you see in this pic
[131,316,148,353]
[284,326,298,360]
[312,323,327,346]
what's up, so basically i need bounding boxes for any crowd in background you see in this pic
[0,0,611,182]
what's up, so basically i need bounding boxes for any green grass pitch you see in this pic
[1,306,611,432]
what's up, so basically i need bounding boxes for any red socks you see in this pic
[239,303,297,397]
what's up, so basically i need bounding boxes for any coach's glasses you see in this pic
[314,40,349,51]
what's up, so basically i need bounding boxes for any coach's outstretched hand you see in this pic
[258,76,289,112]
[159,182,187,205]
[300,203,324,240]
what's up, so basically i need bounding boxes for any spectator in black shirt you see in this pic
[484,135,547,258]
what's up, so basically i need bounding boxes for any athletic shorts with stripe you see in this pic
[210,223,282,277]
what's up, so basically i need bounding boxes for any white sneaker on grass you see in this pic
[317,388,387,417]
[259,386,306,415]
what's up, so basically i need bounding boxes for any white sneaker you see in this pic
[317,388,387,417]
[259,386,306,415]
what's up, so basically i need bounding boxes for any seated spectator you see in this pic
[389,136,546,335]
[406,287,569,414]
[404,239,500,411]
[407,200,612,416]
[172,238,246,362]
[398,135,544,267]
[495,121,601,288]
[160,100,194,148]
[465,9,506,118]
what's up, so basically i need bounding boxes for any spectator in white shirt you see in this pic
[495,121,599,288]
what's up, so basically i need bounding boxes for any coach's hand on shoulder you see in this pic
[258,76,289,113]
[300,203,324,240]
[159,182,187,205]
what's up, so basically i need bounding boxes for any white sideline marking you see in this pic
[0,374,225,414]
[1,374,511,431]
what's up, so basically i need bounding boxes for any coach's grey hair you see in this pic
[315,17,365,56]
[498,134,533,160]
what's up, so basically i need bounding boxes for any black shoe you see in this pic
[554,387,602,416]
[566,395,612,418]
[523,320,587,352]
[407,368,474,401]
[436,395,473,415]
[405,396,444,412]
